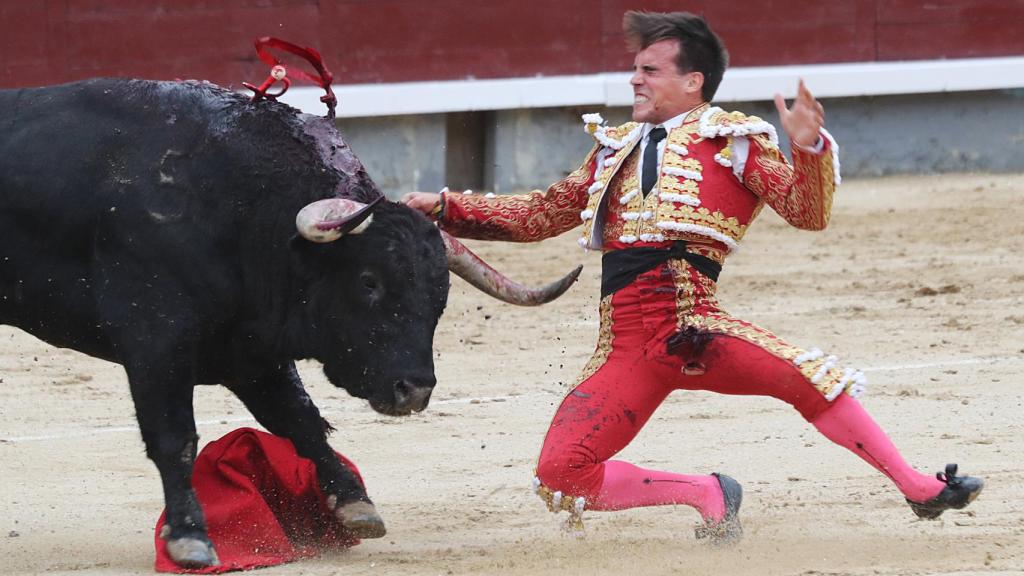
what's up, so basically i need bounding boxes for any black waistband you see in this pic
[601,241,722,298]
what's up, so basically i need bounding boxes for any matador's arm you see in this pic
[439,146,600,242]
[741,132,840,231]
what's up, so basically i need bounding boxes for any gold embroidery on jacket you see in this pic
[744,134,835,231]
[604,153,641,242]
[659,177,701,196]
[580,131,641,246]
[444,147,599,242]
[686,243,727,266]
[655,204,749,238]
[578,107,835,248]
[657,127,703,202]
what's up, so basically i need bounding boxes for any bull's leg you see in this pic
[92,236,220,566]
[226,361,386,538]
[125,360,218,568]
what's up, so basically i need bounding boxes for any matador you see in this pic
[403,11,983,542]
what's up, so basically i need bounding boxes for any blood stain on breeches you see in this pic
[623,408,637,426]
[667,326,715,375]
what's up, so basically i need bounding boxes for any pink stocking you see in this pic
[593,460,726,522]
[812,393,944,502]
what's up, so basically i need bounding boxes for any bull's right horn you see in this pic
[296,195,384,242]
[441,231,582,306]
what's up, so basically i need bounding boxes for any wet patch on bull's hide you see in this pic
[151,80,249,138]
[157,149,183,185]
[666,326,714,376]
[153,79,377,205]
[147,149,188,223]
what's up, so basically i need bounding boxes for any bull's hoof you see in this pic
[166,536,220,568]
[336,500,387,538]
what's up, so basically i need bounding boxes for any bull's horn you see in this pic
[296,196,384,242]
[441,231,582,306]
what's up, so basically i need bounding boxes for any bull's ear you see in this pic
[295,196,384,242]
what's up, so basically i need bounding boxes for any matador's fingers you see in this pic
[773,93,789,117]
[798,85,820,117]
[797,78,815,104]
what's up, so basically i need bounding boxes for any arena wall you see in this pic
[6,1,1022,86]
[3,1,1024,195]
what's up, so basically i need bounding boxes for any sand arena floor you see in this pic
[1,173,1022,575]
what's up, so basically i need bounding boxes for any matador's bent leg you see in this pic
[535,353,727,525]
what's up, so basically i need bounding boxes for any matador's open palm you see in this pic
[774,79,824,148]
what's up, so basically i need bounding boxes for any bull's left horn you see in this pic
[442,231,582,306]
[296,196,384,242]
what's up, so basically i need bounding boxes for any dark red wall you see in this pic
[3,0,1023,89]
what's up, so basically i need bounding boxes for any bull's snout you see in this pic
[393,378,433,414]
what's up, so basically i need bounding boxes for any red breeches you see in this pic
[536,261,838,507]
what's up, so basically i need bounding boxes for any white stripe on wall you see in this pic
[277,56,1024,118]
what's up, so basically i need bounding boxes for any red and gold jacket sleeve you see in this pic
[742,133,838,231]
[439,146,599,242]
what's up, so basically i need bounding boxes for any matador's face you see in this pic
[630,39,704,125]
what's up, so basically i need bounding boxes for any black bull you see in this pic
[0,78,580,567]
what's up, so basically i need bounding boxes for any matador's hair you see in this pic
[623,11,729,102]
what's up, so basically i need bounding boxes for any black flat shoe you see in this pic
[907,464,984,520]
[695,472,743,544]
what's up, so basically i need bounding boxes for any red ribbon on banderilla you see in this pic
[243,37,337,118]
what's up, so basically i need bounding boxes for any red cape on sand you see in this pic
[154,428,363,573]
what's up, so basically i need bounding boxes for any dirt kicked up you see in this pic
[1,173,1022,575]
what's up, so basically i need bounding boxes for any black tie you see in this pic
[641,126,667,196]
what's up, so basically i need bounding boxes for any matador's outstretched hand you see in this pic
[774,79,824,148]
[401,191,442,218]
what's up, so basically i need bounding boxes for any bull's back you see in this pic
[0,79,239,223]
[0,79,248,359]
[1,81,116,232]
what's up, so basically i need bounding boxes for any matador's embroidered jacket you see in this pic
[439,103,841,254]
